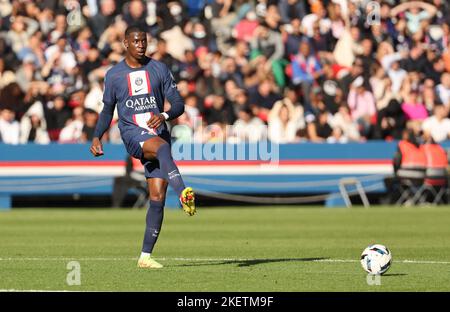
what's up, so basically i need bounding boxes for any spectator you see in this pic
[301,3,330,38]
[422,104,450,142]
[160,24,194,61]
[250,23,285,88]
[184,93,200,123]
[347,77,376,137]
[89,0,118,40]
[80,46,102,78]
[422,79,438,111]
[231,107,267,143]
[84,78,105,114]
[374,99,407,140]
[122,0,147,30]
[151,38,180,80]
[219,57,244,87]
[231,40,250,70]
[15,54,40,92]
[330,105,361,142]
[401,89,428,121]
[391,1,437,34]
[5,15,39,54]
[0,108,20,144]
[381,49,408,94]
[81,108,99,142]
[278,0,306,24]
[291,39,322,109]
[59,106,84,143]
[436,72,450,106]
[306,109,333,143]
[320,62,340,114]
[248,78,282,122]
[268,97,303,143]
[0,82,26,118]
[44,95,72,141]
[0,58,16,89]
[338,57,364,99]
[282,18,303,57]
[179,49,201,83]
[48,13,68,44]
[203,94,235,125]
[233,10,259,43]
[19,100,50,144]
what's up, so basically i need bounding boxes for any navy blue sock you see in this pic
[156,143,186,196]
[142,200,164,253]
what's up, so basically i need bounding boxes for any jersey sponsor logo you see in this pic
[125,96,158,111]
[127,70,151,96]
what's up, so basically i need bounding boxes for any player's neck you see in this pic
[125,55,148,68]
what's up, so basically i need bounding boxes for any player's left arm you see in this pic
[147,65,185,129]
[90,71,116,157]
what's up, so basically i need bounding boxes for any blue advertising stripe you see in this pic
[0,174,386,194]
[0,143,127,161]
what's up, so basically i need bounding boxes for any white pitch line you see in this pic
[0,257,137,261]
[0,257,449,265]
[0,289,82,292]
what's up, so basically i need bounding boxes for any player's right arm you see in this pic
[90,72,116,157]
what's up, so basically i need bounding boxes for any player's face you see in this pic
[125,32,147,60]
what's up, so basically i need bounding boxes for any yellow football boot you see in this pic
[180,187,196,216]
[137,255,163,269]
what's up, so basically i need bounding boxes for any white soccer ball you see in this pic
[360,244,392,275]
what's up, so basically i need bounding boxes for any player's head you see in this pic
[124,25,147,60]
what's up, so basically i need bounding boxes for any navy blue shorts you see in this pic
[122,128,171,179]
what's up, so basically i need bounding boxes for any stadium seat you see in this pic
[410,177,448,205]
[395,178,424,206]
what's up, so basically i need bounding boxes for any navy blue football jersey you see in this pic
[94,57,184,139]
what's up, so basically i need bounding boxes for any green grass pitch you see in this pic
[1,206,450,291]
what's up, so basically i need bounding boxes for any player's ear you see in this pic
[123,38,128,49]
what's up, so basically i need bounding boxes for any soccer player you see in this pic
[89,25,196,269]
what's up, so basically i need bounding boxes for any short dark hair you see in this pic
[125,25,147,38]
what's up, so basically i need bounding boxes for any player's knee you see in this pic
[149,193,166,202]
[142,144,155,159]
[142,138,168,159]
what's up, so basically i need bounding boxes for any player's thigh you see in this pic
[142,136,168,159]
[147,178,168,202]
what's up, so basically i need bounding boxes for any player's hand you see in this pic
[147,114,165,130]
[90,137,104,157]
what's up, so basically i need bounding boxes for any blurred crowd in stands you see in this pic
[0,0,450,144]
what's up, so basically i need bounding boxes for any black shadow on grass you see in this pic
[382,273,408,277]
[171,257,328,268]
